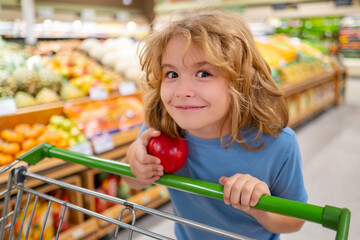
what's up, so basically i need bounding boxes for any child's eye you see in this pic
[196,71,212,78]
[166,71,179,79]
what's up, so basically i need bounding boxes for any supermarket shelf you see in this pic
[57,218,98,240]
[289,97,335,128]
[0,127,139,187]
[154,0,317,14]
[95,185,170,239]
[281,70,336,97]
[0,91,141,131]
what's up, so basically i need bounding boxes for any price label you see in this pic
[89,87,109,100]
[72,229,84,239]
[69,141,93,156]
[0,97,17,116]
[92,133,114,154]
[118,81,136,96]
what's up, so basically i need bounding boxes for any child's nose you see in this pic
[175,78,195,98]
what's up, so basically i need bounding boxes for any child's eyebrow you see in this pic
[194,61,211,67]
[161,61,212,69]
[161,63,174,69]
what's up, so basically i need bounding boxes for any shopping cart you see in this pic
[0,143,351,240]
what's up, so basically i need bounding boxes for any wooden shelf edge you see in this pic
[289,97,335,128]
[57,218,98,240]
[97,185,169,227]
[281,70,336,97]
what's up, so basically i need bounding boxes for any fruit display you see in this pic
[273,17,340,54]
[15,200,55,240]
[256,34,332,84]
[80,37,145,82]
[48,115,88,147]
[63,96,143,139]
[14,189,73,239]
[0,48,63,107]
[26,39,82,55]
[42,50,125,97]
[95,172,141,212]
[148,132,189,173]
[0,115,86,166]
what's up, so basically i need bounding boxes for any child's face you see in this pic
[160,36,231,139]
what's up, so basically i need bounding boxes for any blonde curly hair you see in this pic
[138,9,288,151]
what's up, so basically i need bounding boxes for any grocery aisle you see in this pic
[116,78,360,240]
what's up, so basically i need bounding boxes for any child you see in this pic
[124,9,307,240]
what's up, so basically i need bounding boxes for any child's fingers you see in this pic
[141,155,161,165]
[140,128,161,146]
[250,182,270,207]
[239,180,258,211]
[221,175,241,205]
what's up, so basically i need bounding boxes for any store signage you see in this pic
[70,141,93,156]
[92,133,115,154]
[0,97,17,116]
[119,81,136,96]
[89,87,109,100]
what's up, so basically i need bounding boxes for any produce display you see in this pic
[0,115,86,166]
[15,200,55,240]
[94,173,140,212]
[339,16,360,58]
[0,37,141,108]
[42,50,125,97]
[80,37,144,82]
[0,39,63,106]
[255,34,332,84]
[148,132,188,173]
[274,17,340,54]
[63,96,143,139]
[14,190,72,240]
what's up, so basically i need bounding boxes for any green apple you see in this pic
[49,115,65,127]
[70,126,81,137]
[60,119,72,131]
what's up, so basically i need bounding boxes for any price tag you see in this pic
[118,81,136,96]
[72,229,84,239]
[69,141,93,156]
[92,133,114,154]
[0,97,17,116]
[89,87,109,100]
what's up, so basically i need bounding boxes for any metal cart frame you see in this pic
[0,143,351,239]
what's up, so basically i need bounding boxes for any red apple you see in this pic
[147,132,188,173]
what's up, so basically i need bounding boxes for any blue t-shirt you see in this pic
[140,125,307,240]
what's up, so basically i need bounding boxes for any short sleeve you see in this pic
[270,135,308,203]
[138,123,147,136]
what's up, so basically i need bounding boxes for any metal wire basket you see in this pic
[0,143,351,240]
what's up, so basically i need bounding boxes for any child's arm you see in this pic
[219,174,305,233]
[122,128,163,189]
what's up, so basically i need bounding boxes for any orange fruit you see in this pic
[0,153,13,166]
[2,142,21,155]
[1,130,24,143]
[14,123,31,134]
[22,128,40,139]
[22,138,37,151]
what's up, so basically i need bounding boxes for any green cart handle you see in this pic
[18,143,351,240]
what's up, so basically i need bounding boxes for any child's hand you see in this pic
[219,174,270,212]
[127,128,163,184]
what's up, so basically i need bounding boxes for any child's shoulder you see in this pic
[268,126,297,147]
